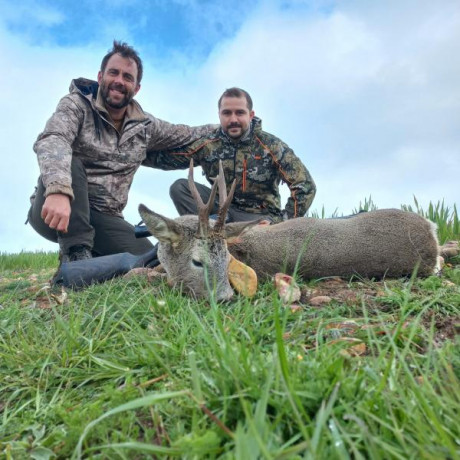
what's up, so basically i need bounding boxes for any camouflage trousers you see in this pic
[27,157,153,256]
[169,178,275,223]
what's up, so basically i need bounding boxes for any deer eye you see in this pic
[192,259,203,268]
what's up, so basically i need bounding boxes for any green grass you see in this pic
[0,251,58,270]
[0,199,459,459]
[401,197,459,244]
[308,196,459,244]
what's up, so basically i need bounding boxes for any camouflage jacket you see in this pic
[147,117,316,221]
[33,78,215,216]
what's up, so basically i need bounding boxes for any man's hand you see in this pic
[41,194,71,232]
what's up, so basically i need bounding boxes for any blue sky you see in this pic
[0,0,459,253]
[2,0,256,62]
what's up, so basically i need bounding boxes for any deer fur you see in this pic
[139,161,440,300]
[226,210,440,281]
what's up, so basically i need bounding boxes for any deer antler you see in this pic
[214,161,236,233]
[188,159,218,237]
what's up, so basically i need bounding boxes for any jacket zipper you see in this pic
[242,157,247,192]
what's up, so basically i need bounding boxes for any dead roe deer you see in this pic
[139,161,440,300]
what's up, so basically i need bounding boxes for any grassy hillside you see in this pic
[0,202,459,459]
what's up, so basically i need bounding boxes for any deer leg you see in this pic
[257,220,272,226]
[439,240,459,259]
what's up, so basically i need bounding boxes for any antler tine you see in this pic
[214,161,236,233]
[217,160,228,208]
[188,159,218,237]
[188,159,205,207]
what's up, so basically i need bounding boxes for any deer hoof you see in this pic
[440,240,459,259]
[274,273,301,304]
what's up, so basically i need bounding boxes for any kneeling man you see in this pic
[150,87,316,223]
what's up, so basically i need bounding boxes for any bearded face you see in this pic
[99,78,136,109]
[97,53,140,111]
[219,96,254,140]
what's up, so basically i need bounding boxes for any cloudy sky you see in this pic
[0,0,459,253]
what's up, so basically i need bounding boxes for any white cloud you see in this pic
[146,0,459,214]
[0,0,459,254]
[0,2,64,26]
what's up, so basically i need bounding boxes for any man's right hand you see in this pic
[41,194,71,233]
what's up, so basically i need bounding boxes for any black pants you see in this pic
[169,178,274,223]
[28,157,153,256]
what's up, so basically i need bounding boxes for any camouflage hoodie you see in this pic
[146,117,316,221]
[33,78,214,216]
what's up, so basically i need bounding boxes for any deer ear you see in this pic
[225,219,262,241]
[138,204,183,246]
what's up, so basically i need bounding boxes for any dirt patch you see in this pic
[300,275,459,346]
[421,311,460,344]
[300,277,387,309]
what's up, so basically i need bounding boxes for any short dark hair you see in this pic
[218,87,253,111]
[100,40,143,84]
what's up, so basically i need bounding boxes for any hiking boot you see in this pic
[60,245,93,263]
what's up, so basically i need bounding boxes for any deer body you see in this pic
[139,161,440,300]
[228,209,439,280]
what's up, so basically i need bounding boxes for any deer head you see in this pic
[138,160,256,301]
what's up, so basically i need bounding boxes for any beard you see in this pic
[225,122,243,139]
[99,79,135,109]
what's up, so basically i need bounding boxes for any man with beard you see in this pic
[27,41,214,262]
[153,87,316,223]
